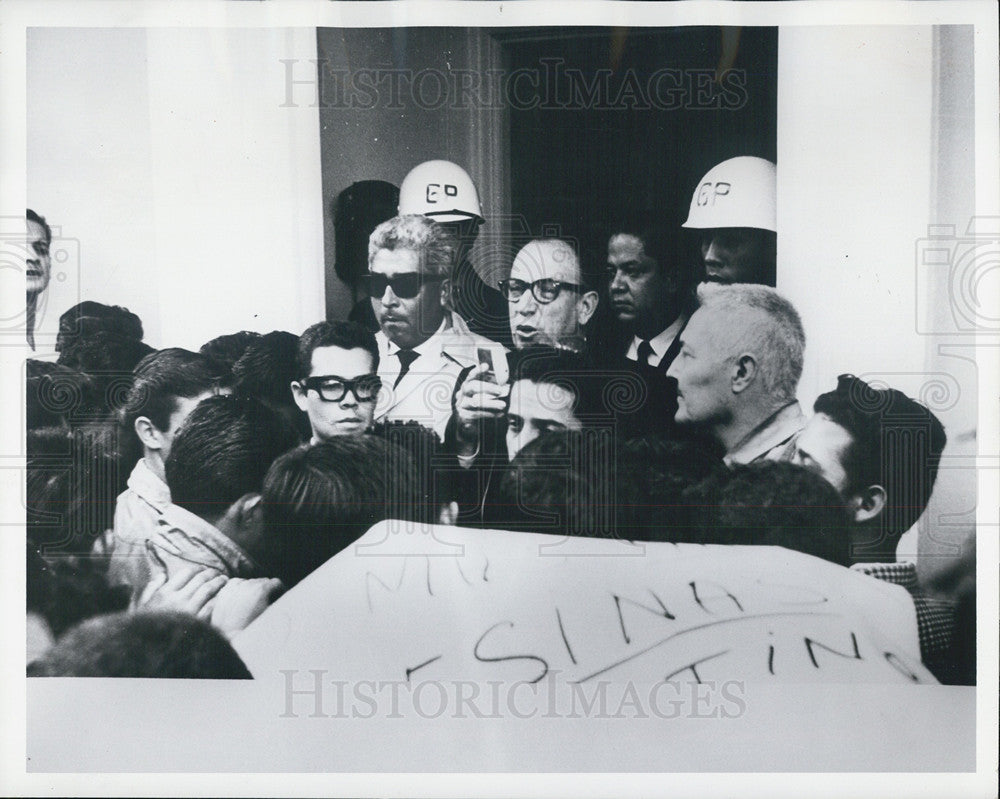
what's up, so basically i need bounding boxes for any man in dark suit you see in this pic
[605,222,693,375]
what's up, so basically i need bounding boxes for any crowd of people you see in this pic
[24,156,975,684]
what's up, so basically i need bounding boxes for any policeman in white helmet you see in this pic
[398,160,510,346]
[682,156,777,287]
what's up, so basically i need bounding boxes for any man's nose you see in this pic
[609,270,627,293]
[340,390,359,408]
[512,290,537,316]
[702,236,723,266]
[380,285,399,306]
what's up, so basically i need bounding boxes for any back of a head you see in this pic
[695,282,805,404]
[616,431,727,542]
[165,395,300,522]
[26,362,105,430]
[333,179,400,285]
[199,331,262,376]
[27,611,252,678]
[494,428,616,538]
[122,348,226,433]
[261,436,420,587]
[688,461,851,566]
[57,331,155,382]
[232,331,300,405]
[28,425,125,551]
[56,301,144,352]
[813,374,947,538]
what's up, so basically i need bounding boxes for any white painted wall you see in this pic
[27,27,325,351]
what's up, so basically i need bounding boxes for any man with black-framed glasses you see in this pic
[500,238,599,353]
[291,321,382,443]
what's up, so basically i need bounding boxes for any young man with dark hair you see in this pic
[291,320,382,442]
[260,436,420,588]
[27,611,252,679]
[106,348,227,591]
[792,374,957,680]
[133,395,299,632]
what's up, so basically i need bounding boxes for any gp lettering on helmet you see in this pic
[696,181,731,207]
[682,156,776,232]
[425,183,459,204]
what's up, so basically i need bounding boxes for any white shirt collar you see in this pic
[381,316,450,358]
[626,313,687,365]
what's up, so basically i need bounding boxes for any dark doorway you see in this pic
[498,26,778,264]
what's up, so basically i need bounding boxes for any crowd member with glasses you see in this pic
[363,214,500,441]
[500,238,599,353]
[291,321,383,443]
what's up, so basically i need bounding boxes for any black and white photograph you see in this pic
[1,0,997,794]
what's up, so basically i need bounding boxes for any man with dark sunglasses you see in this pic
[291,321,382,443]
[364,214,500,441]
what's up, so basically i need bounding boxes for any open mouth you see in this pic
[26,269,42,277]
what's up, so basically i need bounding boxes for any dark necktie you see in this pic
[394,349,419,388]
[636,339,654,367]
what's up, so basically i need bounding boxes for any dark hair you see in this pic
[56,301,144,352]
[508,348,606,420]
[493,429,617,537]
[295,320,379,380]
[121,348,225,433]
[27,544,129,639]
[27,426,127,552]
[232,331,300,405]
[199,331,262,374]
[615,431,727,542]
[612,220,693,290]
[685,461,852,566]
[261,436,420,587]
[26,362,106,430]
[165,395,300,522]
[27,208,51,245]
[56,332,156,407]
[27,611,252,678]
[813,374,947,538]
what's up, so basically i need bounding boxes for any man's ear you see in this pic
[134,416,165,451]
[730,353,758,394]
[576,290,599,326]
[290,381,309,412]
[439,278,453,309]
[237,493,264,526]
[847,484,887,525]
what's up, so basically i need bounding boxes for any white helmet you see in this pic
[398,159,483,223]
[682,156,776,232]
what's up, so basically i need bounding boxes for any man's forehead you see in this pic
[370,246,422,274]
[511,241,580,282]
[510,377,577,414]
[310,345,372,374]
[608,233,645,259]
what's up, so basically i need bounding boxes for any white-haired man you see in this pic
[363,214,499,440]
[667,282,806,465]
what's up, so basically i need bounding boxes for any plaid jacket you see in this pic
[852,561,956,677]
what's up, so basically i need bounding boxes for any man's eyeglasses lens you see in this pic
[361,273,438,299]
[303,374,382,402]
[498,278,579,304]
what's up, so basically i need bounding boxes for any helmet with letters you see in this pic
[398,159,484,224]
[682,156,776,232]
